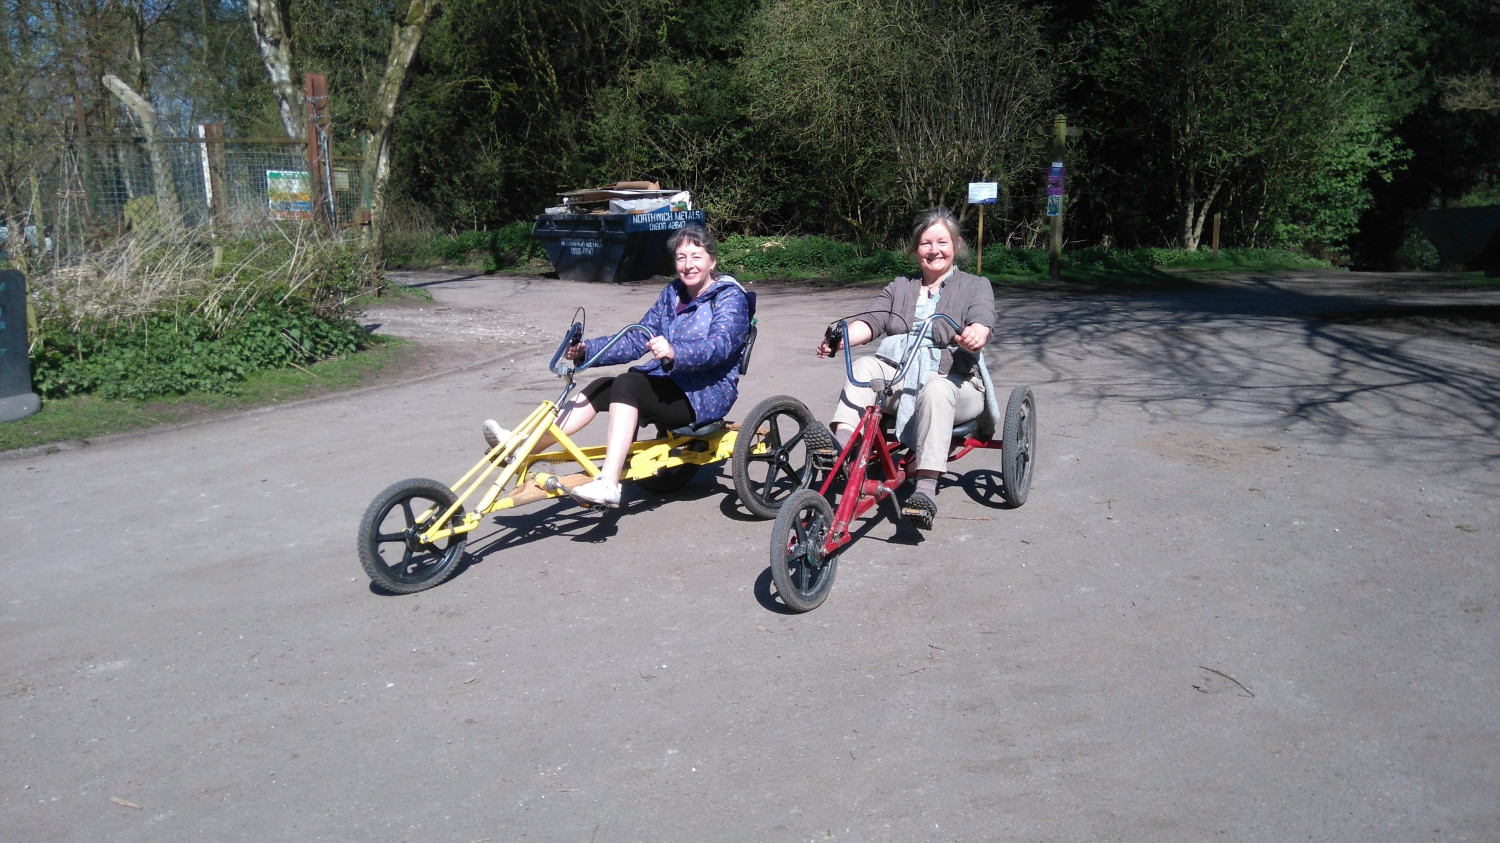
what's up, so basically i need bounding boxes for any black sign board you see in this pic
[0,269,40,421]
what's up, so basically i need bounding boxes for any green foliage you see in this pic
[385,221,543,270]
[1078,0,1419,252]
[719,235,915,278]
[974,247,1050,277]
[719,235,1325,281]
[30,295,371,400]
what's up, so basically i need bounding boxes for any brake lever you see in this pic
[824,322,843,355]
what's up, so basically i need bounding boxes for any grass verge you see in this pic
[1,337,412,454]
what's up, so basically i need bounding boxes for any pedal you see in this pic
[900,493,936,530]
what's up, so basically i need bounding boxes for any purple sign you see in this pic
[1046,161,1065,217]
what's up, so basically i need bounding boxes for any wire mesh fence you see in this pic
[1,131,366,264]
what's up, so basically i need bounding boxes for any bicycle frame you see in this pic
[414,322,739,543]
[814,312,966,556]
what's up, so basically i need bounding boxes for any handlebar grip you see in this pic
[824,322,842,354]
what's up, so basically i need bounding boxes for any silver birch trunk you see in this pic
[365,0,440,269]
[247,0,304,139]
[101,73,183,232]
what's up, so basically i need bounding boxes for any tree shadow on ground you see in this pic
[989,272,1500,477]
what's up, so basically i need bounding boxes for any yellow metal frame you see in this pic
[417,399,742,544]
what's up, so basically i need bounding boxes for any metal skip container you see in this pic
[533,209,707,284]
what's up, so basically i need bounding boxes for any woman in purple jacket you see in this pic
[482,224,751,507]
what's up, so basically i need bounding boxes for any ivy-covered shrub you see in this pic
[28,225,375,400]
[421,221,543,270]
[30,294,371,400]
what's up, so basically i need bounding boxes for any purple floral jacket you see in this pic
[580,276,752,423]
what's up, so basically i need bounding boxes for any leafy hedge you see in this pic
[421,221,544,270]
[30,294,371,400]
[719,235,917,277]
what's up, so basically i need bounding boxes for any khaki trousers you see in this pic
[830,355,985,474]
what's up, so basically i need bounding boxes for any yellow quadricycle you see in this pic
[357,318,831,593]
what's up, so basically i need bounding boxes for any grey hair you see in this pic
[907,207,970,259]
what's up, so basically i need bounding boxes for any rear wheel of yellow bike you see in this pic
[733,395,827,519]
[358,478,467,594]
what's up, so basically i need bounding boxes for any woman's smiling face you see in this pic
[915,222,955,281]
[675,243,717,290]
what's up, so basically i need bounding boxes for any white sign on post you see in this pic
[967,182,998,205]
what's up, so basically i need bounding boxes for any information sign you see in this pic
[967,182,998,205]
[267,170,312,219]
[1045,161,1065,218]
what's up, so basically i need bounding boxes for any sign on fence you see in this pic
[267,170,313,220]
[0,270,41,422]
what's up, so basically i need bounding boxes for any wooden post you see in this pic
[1211,212,1221,261]
[28,172,43,263]
[977,204,985,277]
[199,122,227,228]
[1045,114,1074,282]
[304,73,333,234]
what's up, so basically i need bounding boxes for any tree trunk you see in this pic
[247,0,303,139]
[365,0,441,270]
[1181,180,1225,252]
[102,73,183,232]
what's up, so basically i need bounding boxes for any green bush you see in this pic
[410,221,544,271]
[720,235,915,277]
[31,294,371,400]
[25,225,377,402]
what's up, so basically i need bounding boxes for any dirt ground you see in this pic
[2,268,1496,841]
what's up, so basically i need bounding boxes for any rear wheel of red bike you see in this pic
[999,386,1036,507]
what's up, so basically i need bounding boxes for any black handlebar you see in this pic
[549,322,584,376]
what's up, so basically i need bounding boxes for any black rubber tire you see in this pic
[732,395,829,520]
[769,488,839,612]
[635,462,699,494]
[999,385,1036,508]
[358,478,467,594]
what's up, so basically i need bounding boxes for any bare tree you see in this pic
[1441,71,1500,112]
[884,2,1053,229]
[102,72,183,231]
[365,0,440,266]
[247,0,303,138]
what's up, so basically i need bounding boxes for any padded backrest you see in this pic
[733,286,758,375]
[951,350,1001,440]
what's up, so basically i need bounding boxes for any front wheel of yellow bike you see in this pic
[358,478,467,594]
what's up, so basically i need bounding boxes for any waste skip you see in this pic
[0,269,41,422]
[533,209,707,284]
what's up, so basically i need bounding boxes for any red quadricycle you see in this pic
[769,313,1037,612]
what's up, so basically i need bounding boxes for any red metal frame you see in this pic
[815,411,1006,558]
[816,403,907,556]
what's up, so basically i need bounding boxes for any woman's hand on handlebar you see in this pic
[565,341,586,361]
[955,323,991,352]
[816,319,873,357]
[647,335,675,364]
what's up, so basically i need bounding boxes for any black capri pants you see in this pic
[580,370,695,429]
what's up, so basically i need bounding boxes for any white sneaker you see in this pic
[482,420,512,449]
[571,477,622,507]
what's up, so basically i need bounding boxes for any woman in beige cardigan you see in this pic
[813,207,997,529]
